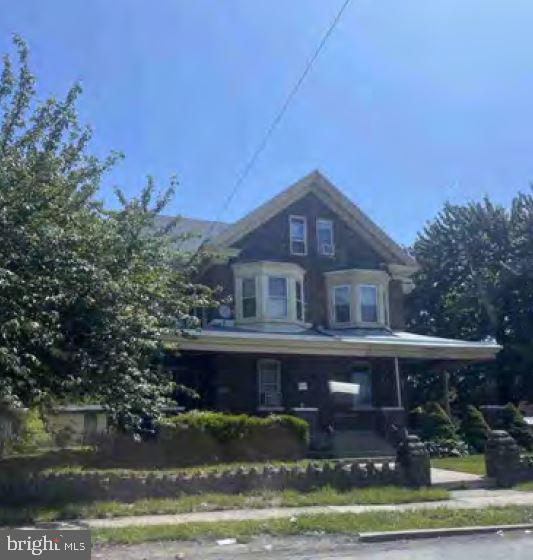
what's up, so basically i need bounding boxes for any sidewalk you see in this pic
[82,487,533,529]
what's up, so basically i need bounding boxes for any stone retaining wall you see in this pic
[0,433,430,505]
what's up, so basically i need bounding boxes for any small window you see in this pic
[316,219,334,255]
[258,359,282,407]
[295,280,304,321]
[333,285,351,324]
[289,216,307,255]
[360,285,378,323]
[241,277,256,318]
[267,276,288,318]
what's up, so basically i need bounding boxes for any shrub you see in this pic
[461,405,490,452]
[418,402,460,442]
[96,412,310,468]
[500,403,533,451]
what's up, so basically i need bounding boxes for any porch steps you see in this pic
[332,429,396,458]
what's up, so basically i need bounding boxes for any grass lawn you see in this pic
[93,505,533,544]
[432,454,485,475]
[0,486,448,526]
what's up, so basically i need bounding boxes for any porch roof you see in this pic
[163,325,501,361]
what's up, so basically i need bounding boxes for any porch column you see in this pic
[394,358,403,408]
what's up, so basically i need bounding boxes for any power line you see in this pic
[200,0,353,246]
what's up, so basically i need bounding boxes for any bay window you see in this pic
[233,261,307,327]
[326,268,390,328]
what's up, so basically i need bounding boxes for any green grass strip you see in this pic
[93,506,533,544]
[0,486,448,525]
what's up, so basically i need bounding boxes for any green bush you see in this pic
[162,411,309,445]
[97,412,310,468]
[500,403,533,451]
[418,402,460,443]
[461,405,489,452]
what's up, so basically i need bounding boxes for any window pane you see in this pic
[360,286,378,323]
[268,298,288,318]
[268,277,287,297]
[242,297,256,318]
[242,278,255,298]
[290,218,305,240]
[258,361,282,406]
[291,240,306,254]
[334,286,351,323]
[317,220,333,245]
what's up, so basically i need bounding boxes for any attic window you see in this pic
[317,219,334,256]
[289,216,307,255]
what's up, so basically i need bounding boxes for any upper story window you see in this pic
[359,285,378,323]
[289,215,307,255]
[267,276,288,318]
[333,285,351,324]
[241,278,257,318]
[325,269,390,328]
[233,261,307,327]
[316,219,334,256]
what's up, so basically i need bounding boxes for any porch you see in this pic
[164,326,500,458]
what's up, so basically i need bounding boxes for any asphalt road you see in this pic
[94,531,533,559]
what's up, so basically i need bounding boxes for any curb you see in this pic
[359,523,533,543]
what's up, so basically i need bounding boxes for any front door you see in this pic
[350,369,372,408]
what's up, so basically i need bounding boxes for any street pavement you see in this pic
[94,531,533,559]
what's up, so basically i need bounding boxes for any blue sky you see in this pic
[0,1,530,245]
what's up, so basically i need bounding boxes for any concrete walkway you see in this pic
[431,467,485,487]
[83,487,533,529]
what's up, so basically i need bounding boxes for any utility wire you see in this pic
[198,0,353,249]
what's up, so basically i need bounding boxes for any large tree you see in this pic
[407,192,533,405]
[0,37,214,429]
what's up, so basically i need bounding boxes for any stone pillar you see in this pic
[396,433,431,487]
[485,430,521,487]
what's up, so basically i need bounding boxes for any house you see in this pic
[163,171,501,456]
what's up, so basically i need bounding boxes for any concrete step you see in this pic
[332,429,396,458]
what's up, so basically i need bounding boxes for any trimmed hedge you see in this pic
[96,412,310,468]
[461,405,489,452]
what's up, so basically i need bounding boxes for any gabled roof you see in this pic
[210,170,416,267]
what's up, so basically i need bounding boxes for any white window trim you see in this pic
[257,359,282,409]
[289,215,307,256]
[358,284,380,325]
[316,218,335,256]
[332,284,352,325]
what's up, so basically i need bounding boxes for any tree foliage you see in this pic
[0,37,214,429]
[406,192,533,404]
